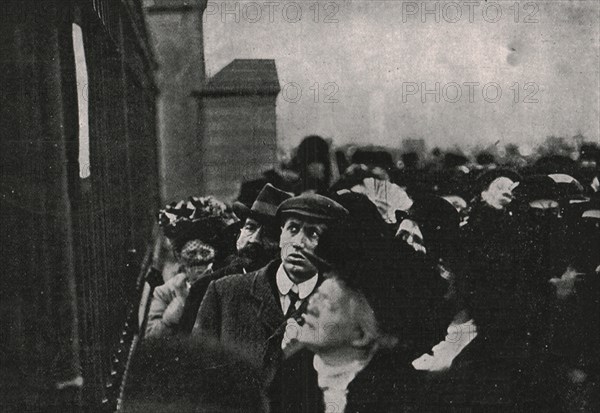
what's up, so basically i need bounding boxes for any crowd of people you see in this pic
[126,136,600,412]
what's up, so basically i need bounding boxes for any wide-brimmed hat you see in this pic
[314,192,392,268]
[232,184,292,226]
[158,196,231,252]
[276,193,349,222]
[405,195,460,261]
[512,175,559,204]
[351,149,395,171]
[301,206,402,337]
[547,173,586,201]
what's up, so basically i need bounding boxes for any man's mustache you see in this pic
[238,244,279,269]
[239,244,277,257]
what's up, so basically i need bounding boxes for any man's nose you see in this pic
[290,231,307,248]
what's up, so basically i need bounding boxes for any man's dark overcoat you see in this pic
[178,258,246,334]
[192,259,322,378]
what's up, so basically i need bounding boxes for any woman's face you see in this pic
[298,278,360,351]
[177,239,216,282]
[481,177,516,210]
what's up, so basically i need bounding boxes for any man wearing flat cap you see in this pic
[178,184,292,334]
[269,200,418,413]
[192,193,348,377]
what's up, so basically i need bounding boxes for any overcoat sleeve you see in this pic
[192,279,222,340]
[145,282,179,338]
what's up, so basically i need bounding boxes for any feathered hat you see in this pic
[158,196,233,253]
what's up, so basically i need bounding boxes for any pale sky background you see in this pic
[204,0,599,152]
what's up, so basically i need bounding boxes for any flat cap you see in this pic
[276,193,349,222]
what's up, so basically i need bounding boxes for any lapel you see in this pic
[251,263,326,366]
[249,260,284,334]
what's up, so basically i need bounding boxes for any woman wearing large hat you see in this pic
[269,193,420,412]
[145,196,232,338]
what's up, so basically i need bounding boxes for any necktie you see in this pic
[284,287,300,319]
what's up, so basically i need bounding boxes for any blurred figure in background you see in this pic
[466,168,521,225]
[475,151,497,171]
[293,135,333,195]
[548,198,600,412]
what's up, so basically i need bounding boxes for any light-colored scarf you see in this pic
[313,354,371,413]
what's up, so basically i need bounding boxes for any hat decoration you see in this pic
[349,178,413,224]
[158,196,232,251]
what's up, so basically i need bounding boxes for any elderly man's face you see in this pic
[236,218,279,265]
[298,278,360,351]
[279,216,327,282]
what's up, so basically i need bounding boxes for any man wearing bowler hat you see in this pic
[178,183,292,334]
[192,193,348,376]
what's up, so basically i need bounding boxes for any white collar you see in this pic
[313,354,370,391]
[276,264,319,299]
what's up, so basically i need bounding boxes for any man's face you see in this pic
[177,239,216,282]
[236,218,279,267]
[279,216,328,281]
[298,278,360,351]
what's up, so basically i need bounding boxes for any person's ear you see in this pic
[350,324,372,348]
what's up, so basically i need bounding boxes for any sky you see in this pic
[203,0,599,152]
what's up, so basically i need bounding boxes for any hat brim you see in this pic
[233,202,278,226]
[232,202,250,222]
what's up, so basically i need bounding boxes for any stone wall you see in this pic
[143,0,207,203]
